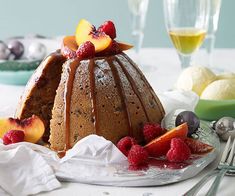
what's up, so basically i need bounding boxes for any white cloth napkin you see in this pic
[0,135,127,196]
[0,140,61,196]
[56,135,128,183]
[158,90,199,114]
[0,90,199,195]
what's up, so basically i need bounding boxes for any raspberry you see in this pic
[128,145,149,166]
[143,123,163,143]
[96,41,121,56]
[105,41,121,55]
[166,138,191,163]
[117,136,137,157]
[76,41,95,59]
[62,46,77,59]
[3,130,25,145]
[98,21,116,39]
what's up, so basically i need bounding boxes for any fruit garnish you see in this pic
[184,137,214,154]
[116,41,133,51]
[117,136,137,157]
[61,36,77,59]
[62,20,133,59]
[144,123,188,157]
[3,130,25,145]
[175,111,200,136]
[96,40,121,56]
[96,41,133,56]
[143,123,164,143]
[98,20,116,39]
[76,41,95,59]
[75,19,112,53]
[128,144,149,166]
[0,115,45,144]
[166,138,191,163]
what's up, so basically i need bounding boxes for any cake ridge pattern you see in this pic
[107,57,133,136]
[115,56,151,121]
[15,51,165,152]
[88,59,99,135]
[54,52,165,151]
[64,60,78,150]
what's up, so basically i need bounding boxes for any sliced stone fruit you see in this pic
[75,19,112,53]
[116,41,133,51]
[62,35,133,58]
[0,115,45,144]
[144,123,188,157]
[184,137,214,154]
[61,35,77,59]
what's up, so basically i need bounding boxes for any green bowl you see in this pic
[0,59,41,71]
[195,99,235,121]
[0,70,35,85]
[0,59,41,85]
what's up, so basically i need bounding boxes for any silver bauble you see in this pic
[215,117,235,141]
[0,42,10,60]
[27,42,46,60]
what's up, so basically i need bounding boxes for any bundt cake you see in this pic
[15,19,165,152]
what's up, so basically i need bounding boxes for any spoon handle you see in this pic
[205,168,227,196]
[183,169,219,196]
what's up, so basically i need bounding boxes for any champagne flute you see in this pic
[128,0,149,53]
[163,0,210,69]
[205,0,222,67]
[128,0,152,71]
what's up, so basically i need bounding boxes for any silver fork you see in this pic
[183,136,235,196]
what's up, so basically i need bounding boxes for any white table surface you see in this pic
[0,48,235,196]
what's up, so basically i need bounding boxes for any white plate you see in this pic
[0,105,219,187]
[57,121,220,187]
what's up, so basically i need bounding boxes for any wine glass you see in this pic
[205,0,222,67]
[163,0,210,69]
[128,0,149,53]
[128,0,151,70]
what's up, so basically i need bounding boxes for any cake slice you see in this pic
[15,51,66,141]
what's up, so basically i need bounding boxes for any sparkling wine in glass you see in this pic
[163,0,210,69]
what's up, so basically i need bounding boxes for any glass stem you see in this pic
[179,54,191,69]
[205,34,216,67]
[131,14,144,54]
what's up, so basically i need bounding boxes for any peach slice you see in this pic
[61,35,78,59]
[116,41,133,51]
[0,115,45,144]
[144,123,188,157]
[96,41,133,56]
[75,19,112,52]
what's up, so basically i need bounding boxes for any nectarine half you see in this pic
[75,19,112,52]
[0,115,45,144]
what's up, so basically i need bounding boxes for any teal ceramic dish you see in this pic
[0,70,34,85]
[0,59,41,85]
[0,59,41,71]
[195,99,235,121]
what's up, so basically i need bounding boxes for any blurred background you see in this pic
[0,0,234,48]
